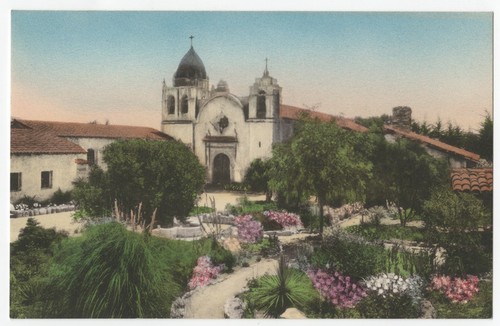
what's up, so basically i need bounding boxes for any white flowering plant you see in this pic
[363,273,423,304]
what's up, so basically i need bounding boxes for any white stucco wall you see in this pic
[66,137,117,169]
[195,95,247,182]
[10,153,85,203]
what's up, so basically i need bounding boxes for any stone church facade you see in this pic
[161,45,294,184]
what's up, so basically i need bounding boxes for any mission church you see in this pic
[11,40,488,205]
[161,40,367,184]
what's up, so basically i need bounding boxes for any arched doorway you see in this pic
[213,153,230,184]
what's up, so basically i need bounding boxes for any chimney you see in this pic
[392,106,412,129]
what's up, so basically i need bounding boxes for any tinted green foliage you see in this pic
[311,238,387,281]
[10,218,68,318]
[244,158,271,197]
[11,220,234,318]
[428,281,493,318]
[356,293,420,318]
[72,139,206,225]
[269,117,372,234]
[244,256,319,318]
[422,188,492,276]
[43,223,180,318]
[72,165,111,218]
[411,112,493,162]
[345,224,425,242]
[366,136,448,226]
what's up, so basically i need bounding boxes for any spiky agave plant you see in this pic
[249,255,318,318]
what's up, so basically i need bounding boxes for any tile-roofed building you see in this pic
[279,105,369,133]
[451,168,493,192]
[11,118,172,203]
[383,124,481,169]
[17,119,172,141]
[11,125,86,154]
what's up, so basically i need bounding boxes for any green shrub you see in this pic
[311,228,387,281]
[346,224,425,242]
[241,236,280,258]
[356,292,420,318]
[50,188,72,205]
[427,280,492,318]
[423,188,492,276]
[10,219,68,318]
[244,256,319,318]
[43,223,180,318]
[15,195,39,209]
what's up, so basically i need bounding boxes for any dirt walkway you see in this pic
[9,192,266,242]
[183,258,278,319]
[10,211,85,242]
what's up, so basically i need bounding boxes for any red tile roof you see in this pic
[18,119,172,140]
[11,119,172,154]
[279,105,369,132]
[11,127,87,154]
[383,124,481,162]
[451,168,493,192]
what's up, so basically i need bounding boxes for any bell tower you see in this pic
[248,58,281,120]
[161,36,210,148]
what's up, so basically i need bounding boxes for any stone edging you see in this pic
[10,205,76,218]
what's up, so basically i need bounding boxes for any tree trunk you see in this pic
[319,197,324,236]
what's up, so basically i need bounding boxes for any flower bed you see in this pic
[188,256,225,290]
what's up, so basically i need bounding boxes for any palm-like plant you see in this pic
[249,255,318,318]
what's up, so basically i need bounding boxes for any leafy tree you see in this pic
[475,111,493,162]
[269,117,372,235]
[244,158,272,201]
[367,137,448,226]
[422,188,492,276]
[73,139,205,226]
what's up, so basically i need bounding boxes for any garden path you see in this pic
[183,258,278,319]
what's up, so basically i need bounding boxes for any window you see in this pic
[167,95,175,115]
[181,95,189,114]
[87,149,96,165]
[41,171,53,189]
[256,90,266,118]
[10,173,22,191]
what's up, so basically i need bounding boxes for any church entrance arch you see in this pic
[213,153,230,185]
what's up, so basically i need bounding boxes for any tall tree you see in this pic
[73,139,205,226]
[269,117,372,235]
[368,137,448,226]
[475,111,493,162]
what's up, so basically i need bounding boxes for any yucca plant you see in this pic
[248,255,318,318]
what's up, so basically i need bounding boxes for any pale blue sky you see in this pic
[11,11,493,131]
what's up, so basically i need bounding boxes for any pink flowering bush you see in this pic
[188,256,225,290]
[234,214,263,243]
[430,274,480,304]
[307,268,367,308]
[263,210,303,228]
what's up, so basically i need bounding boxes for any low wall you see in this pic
[152,226,204,239]
[10,204,76,218]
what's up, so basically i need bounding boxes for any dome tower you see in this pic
[161,36,210,148]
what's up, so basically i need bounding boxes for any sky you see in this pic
[9,9,493,132]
